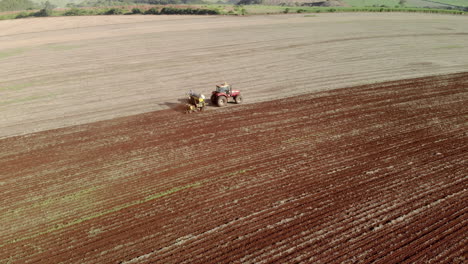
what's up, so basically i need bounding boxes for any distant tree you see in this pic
[64,7,88,16]
[103,7,124,14]
[133,0,209,4]
[34,0,55,16]
[399,0,407,7]
[236,0,262,5]
[144,7,159,14]
[44,1,56,9]
[131,7,143,14]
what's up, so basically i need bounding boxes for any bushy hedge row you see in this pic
[104,7,124,14]
[278,6,465,15]
[325,7,465,14]
[9,4,465,20]
[14,6,221,19]
[130,6,221,15]
[132,7,221,15]
[15,4,55,18]
[160,7,220,14]
[63,8,89,16]
[73,0,209,7]
[143,7,158,14]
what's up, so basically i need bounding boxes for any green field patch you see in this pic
[343,0,400,7]
[0,95,43,106]
[342,0,449,7]
[0,82,36,92]
[243,4,465,14]
[2,186,100,226]
[425,0,468,7]
[35,186,99,208]
[30,0,73,8]
[0,181,203,248]
[0,167,254,249]
[0,13,19,20]
[0,48,26,60]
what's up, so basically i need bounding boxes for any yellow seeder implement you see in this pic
[185,90,206,113]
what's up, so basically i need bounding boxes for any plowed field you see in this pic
[1,72,467,263]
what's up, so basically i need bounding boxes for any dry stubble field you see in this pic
[0,13,467,263]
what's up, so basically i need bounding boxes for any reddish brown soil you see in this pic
[1,73,467,263]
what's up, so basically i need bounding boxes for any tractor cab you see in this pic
[215,83,232,95]
[211,82,243,107]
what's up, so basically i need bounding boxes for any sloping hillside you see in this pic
[0,0,37,11]
[342,0,458,8]
[262,0,347,6]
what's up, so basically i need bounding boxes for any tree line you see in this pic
[67,0,207,7]
[0,0,210,11]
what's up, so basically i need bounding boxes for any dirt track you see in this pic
[1,73,467,263]
[1,13,467,138]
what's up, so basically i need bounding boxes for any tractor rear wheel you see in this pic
[234,94,243,104]
[211,95,217,105]
[217,96,227,107]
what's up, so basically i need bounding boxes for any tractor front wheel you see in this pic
[234,94,243,104]
[217,96,227,107]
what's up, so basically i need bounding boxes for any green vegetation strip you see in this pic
[0,95,43,106]
[34,186,99,208]
[0,183,201,248]
[0,168,252,248]
[244,5,466,14]
[3,5,223,19]
[0,82,35,92]
[1,3,465,20]
[343,0,403,7]
[0,13,18,20]
[0,48,26,59]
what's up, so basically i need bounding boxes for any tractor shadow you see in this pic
[161,97,236,113]
[160,99,188,113]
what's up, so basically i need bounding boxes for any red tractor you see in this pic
[211,82,243,107]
